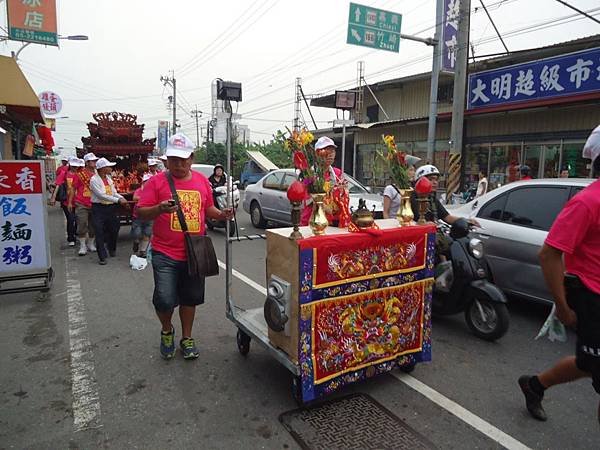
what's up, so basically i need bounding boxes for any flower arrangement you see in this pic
[379,134,411,189]
[285,128,329,193]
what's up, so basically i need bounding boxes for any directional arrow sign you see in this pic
[346,2,402,53]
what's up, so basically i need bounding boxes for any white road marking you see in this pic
[218,260,267,295]
[65,257,102,432]
[392,373,530,450]
[222,261,531,450]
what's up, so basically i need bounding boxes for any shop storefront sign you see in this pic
[38,91,62,115]
[6,0,58,46]
[0,161,50,275]
[441,0,459,73]
[468,46,600,111]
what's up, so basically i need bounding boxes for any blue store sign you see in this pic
[468,46,600,111]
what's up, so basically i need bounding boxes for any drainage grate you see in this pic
[279,393,436,450]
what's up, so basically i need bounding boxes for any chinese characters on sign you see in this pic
[38,91,63,115]
[6,0,58,46]
[441,0,459,73]
[0,162,49,274]
[468,47,600,110]
[346,3,402,53]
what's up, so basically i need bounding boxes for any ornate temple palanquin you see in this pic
[266,219,436,401]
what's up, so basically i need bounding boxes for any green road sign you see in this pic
[346,2,402,53]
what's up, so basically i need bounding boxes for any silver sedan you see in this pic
[242,169,384,228]
[451,178,594,303]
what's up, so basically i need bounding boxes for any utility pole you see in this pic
[190,106,202,148]
[293,77,301,131]
[160,71,177,136]
[448,0,471,198]
[426,0,444,162]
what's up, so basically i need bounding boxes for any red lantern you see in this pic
[415,176,433,195]
[287,180,306,202]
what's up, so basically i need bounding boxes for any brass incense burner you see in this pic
[351,199,375,229]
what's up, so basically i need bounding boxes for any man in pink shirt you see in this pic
[137,133,232,360]
[519,124,600,423]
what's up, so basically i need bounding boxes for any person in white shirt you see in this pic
[476,170,488,198]
[90,158,128,265]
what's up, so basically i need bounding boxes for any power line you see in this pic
[554,0,600,25]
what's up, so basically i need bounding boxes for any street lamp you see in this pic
[11,34,89,60]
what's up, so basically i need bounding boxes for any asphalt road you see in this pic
[1,203,598,449]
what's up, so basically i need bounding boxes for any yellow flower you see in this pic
[323,181,331,192]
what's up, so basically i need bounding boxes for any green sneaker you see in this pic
[180,337,199,360]
[160,328,175,360]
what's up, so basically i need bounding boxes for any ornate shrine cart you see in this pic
[229,219,436,403]
[77,112,156,223]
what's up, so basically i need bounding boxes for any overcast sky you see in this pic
[1,0,599,156]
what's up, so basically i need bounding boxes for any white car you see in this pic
[242,168,383,228]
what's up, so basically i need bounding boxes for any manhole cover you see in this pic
[279,393,436,450]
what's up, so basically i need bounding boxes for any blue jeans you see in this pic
[131,219,153,239]
[151,250,205,312]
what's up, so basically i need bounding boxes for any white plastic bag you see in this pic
[535,304,567,342]
[129,254,148,271]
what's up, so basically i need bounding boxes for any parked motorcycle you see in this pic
[432,219,509,341]
[207,182,240,237]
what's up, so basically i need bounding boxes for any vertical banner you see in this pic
[6,0,58,46]
[157,120,168,152]
[0,161,50,275]
[442,0,459,73]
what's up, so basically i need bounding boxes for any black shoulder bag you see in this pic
[166,173,219,277]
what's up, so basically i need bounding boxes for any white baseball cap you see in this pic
[83,152,99,162]
[583,124,600,163]
[148,158,158,166]
[142,173,153,182]
[314,136,337,150]
[165,133,195,159]
[68,156,84,167]
[60,155,69,161]
[96,157,116,169]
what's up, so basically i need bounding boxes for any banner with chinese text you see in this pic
[468,46,600,111]
[441,0,459,73]
[7,0,58,46]
[0,161,50,275]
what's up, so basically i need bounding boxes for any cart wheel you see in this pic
[399,362,416,374]
[292,376,303,405]
[236,329,251,356]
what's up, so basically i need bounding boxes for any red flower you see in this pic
[396,151,406,165]
[293,151,308,170]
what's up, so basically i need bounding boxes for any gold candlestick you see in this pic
[289,201,303,240]
[417,194,430,224]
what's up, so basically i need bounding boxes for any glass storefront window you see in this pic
[489,144,521,189]
[465,144,489,189]
[542,144,561,178]
[523,144,542,178]
[563,142,592,178]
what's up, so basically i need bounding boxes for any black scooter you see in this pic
[432,219,509,341]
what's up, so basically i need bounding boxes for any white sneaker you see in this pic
[78,242,87,256]
[68,241,76,247]
[87,239,97,252]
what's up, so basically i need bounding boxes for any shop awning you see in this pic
[0,55,44,123]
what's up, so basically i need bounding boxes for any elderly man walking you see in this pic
[137,133,232,360]
[518,125,600,423]
[90,158,128,265]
